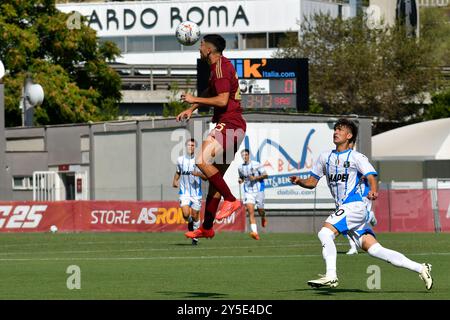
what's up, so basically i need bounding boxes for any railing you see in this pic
[418,0,450,7]
[111,63,450,91]
[110,64,197,91]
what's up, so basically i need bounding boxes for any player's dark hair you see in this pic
[186,138,197,146]
[334,118,358,144]
[203,34,226,53]
[241,149,250,154]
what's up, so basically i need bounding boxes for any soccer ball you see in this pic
[175,21,201,46]
[50,225,58,233]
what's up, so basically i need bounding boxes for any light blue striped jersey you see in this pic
[238,160,267,193]
[176,155,202,197]
[358,177,370,197]
[310,149,377,207]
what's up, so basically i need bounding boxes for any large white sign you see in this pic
[221,122,337,210]
[57,0,301,36]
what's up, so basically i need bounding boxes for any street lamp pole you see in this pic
[0,60,13,199]
[21,75,44,127]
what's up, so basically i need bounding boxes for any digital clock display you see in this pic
[197,58,308,111]
[238,78,296,109]
[241,94,296,109]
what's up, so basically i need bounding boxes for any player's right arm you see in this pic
[238,167,244,184]
[173,160,181,188]
[289,152,325,190]
[289,175,319,189]
[172,172,180,188]
[179,69,232,112]
[182,92,229,108]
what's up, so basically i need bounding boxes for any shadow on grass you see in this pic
[157,291,229,299]
[280,288,426,296]
[172,243,198,247]
[336,250,365,255]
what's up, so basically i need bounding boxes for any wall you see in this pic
[94,131,137,200]
[375,160,424,182]
[46,125,88,165]
[142,128,183,201]
[4,113,373,203]
[424,160,450,179]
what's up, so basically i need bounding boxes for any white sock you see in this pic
[193,220,200,230]
[348,238,357,251]
[318,227,337,279]
[368,243,422,273]
[250,224,258,233]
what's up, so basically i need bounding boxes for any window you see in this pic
[127,36,154,53]
[154,35,181,51]
[99,36,125,52]
[182,43,200,51]
[269,32,298,48]
[222,33,239,49]
[12,176,33,190]
[243,33,267,49]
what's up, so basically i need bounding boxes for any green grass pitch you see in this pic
[0,232,448,300]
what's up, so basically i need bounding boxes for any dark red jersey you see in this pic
[209,56,246,130]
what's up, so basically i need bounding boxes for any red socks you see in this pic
[203,195,221,230]
[208,172,236,202]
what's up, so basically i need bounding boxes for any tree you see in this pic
[423,88,450,121]
[0,0,122,127]
[162,80,195,118]
[274,11,443,121]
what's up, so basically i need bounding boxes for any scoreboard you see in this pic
[239,78,297,109]
[197,58,308,112]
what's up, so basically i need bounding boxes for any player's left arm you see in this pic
[366,174,378,200]
[356,153,379,200]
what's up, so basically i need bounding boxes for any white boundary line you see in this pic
[0,243,322,256]
[0,252,448,262]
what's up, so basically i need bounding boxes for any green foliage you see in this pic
[423,89,450,120]
[275,11,446,121]
[0,0,122,126]
[162,81,193,117]
[420,6,450,67]
[308,99,323,114]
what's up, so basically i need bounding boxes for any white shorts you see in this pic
[243,191,265,209]
[325,201,375,239]
[179,196,202,211]
[363,197,376,225]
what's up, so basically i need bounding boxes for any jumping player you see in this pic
[176,34,246,240]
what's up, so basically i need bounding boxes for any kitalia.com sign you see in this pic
[0,201,245,233]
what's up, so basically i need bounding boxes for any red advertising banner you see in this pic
[438,189,450,232]
[372,190,435,232]
[371,190,389,232]
[0,201,245,233]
